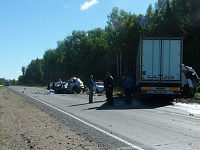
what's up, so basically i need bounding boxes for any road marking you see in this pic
[162,106,200,120]
[169,111,200,120]
[25,93,144,150]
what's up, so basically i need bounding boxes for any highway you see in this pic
[9,86,200,150]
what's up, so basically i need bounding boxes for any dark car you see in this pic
[54,82,64,94]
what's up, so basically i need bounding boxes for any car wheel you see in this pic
[73,86,80,94]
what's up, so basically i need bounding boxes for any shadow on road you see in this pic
[67,94,174,110]
[95,95,174,110]
[68,100,106,107]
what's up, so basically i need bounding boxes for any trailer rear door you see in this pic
[161,40,181,81]
[142,39,160,81]
[141,38,182,81]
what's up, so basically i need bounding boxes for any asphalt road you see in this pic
[9,86,200,150]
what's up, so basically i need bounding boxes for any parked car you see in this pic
[93,82,104,93]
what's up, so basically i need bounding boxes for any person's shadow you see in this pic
[92,95,174,110]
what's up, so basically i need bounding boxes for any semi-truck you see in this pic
[5,79,10,86]
[136,37,183,95]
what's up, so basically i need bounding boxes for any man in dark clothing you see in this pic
[105,72,114,106]
[47,80,50,90]
[103,77,108,101]
[52,81,55,90]
[88,75,94,103]
[123,73,133,104]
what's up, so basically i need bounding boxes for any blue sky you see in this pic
[0,0,157,80]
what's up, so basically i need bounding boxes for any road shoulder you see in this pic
[0,88,102,149]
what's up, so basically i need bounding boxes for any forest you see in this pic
[18,0,200,87]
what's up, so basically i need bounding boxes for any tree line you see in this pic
[18,0,200,86]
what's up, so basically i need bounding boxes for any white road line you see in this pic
[169,111,200,120]
[161,106,200,120]
[26,93,144,150]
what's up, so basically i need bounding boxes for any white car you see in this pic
[93,82,104,93]
[63,77,85,94]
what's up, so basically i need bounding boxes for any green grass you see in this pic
[0,86,5,91]
[113,86,123,94]
[194,92,200,99]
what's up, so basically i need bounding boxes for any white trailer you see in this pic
[136,37,183,95]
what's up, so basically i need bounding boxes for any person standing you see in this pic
[105,72,114,106]
[123,73,133,104]
[47,80,50,90]
[103,77,108,101]
[88,75,94,103]
[52,81,55,90]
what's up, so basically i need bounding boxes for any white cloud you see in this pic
[81,0,99,11]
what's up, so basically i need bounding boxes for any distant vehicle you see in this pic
[93,82,104,93]
[5,80,10,86]
[136,37,183,96]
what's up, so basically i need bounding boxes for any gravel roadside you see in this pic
[2,86,199,150]
[0,88,104,150]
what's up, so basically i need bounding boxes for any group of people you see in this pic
[88,72,133,106]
